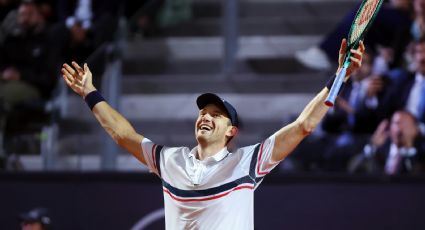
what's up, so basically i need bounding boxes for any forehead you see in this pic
[199,104,228,114]
[392,112,415,124]
[200,104,225,112]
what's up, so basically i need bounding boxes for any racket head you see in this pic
[347,0,384,50]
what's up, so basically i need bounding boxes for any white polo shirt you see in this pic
[141,134,279,230]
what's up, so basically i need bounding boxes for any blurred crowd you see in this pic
[293,0,425,175]
[0,0,166,167]
[1,0,425,176]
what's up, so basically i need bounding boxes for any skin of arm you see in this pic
[271,39,365,163]
[61,62,147,165]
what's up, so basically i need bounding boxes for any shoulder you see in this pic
[233,135,276,162]
[142,138,190,160]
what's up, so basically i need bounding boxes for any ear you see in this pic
[226,126,238,138]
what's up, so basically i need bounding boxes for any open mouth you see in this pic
[199,124,212,131]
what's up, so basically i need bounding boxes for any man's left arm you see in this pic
[271,39,365,163]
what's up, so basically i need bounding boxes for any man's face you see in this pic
[390,112,418,147]
[414,42,425,75]
[21,221,44,230]
[17,3,39,30]
[195,104,235,145]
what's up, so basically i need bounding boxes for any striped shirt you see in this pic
[141,134,279,230]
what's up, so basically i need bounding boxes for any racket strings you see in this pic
[350,0,380,44]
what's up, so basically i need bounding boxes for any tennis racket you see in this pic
[324,0,384,107]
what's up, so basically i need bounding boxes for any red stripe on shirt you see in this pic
[163,185,254,202]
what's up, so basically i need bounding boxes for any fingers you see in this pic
[72,61,84,79]
[351,40,365,59]
[358,40,365,53]
[339,38,347,55]
[349,56,361,68]
[61,67,74,83]
[338,39,348,67]
[61,64,82,87]
[62,73,73,86]
[377,119,389,133]
[84,63,89,73]
[63,63,76,76]
[348,41,365,68]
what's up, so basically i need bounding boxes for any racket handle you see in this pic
[324,67,346,107]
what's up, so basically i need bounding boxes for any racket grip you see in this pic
[324,67,346,107]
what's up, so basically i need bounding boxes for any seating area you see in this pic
[3,2,425,230]
[5,0,419,173]
[15,0,355,171]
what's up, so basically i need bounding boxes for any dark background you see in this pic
[1,172,425,230]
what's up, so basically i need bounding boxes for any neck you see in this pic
[196,141,226,160]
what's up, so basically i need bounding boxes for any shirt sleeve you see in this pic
[253,134,279,178]
[141,137,164,177]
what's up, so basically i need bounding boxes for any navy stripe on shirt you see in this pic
[155,145,163,176]
[249,143,261,180]
[162,175,254,198]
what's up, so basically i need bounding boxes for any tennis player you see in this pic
[61,39,365,229]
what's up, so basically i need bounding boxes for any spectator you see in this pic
[411,0,425,41]
[381,38,425,132]
[322,51,388,134]
[295,0,412,71]
[0,0,58,155]
[319,51,390,171]
[125,0,165,38]
[19,207,51,230]
[0,0,57,104]
[349,110,425,174]
[404,0,425,71]
[51,0,119,64]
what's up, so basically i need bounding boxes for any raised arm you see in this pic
[61,62,146,165]
[271,39,365,163]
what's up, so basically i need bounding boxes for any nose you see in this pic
[201,113,212,122]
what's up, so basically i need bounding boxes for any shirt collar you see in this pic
[188,147,230,164]
[389,143,417,157]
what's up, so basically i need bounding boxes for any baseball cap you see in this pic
[19,207,51,226]
[196,93,239,127]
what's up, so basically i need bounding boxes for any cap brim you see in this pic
[196,93,228,115]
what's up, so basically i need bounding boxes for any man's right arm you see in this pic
[61,62,147,165]
[91,101,146,165]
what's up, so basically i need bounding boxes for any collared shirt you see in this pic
[385,143,417,175]
[141,134,278,230]
[406,72,425,117]
[66,0,93,29]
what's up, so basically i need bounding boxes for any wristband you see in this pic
[84,91,105,110]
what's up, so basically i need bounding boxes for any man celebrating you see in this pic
[61,39,365,229]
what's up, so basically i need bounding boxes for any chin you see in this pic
[196,131,207,139]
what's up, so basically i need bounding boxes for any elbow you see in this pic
[296,118,316,136]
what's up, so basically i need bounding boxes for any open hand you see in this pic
[371,119,389,147]
[337,39,366,81]
[61,61,96,98]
